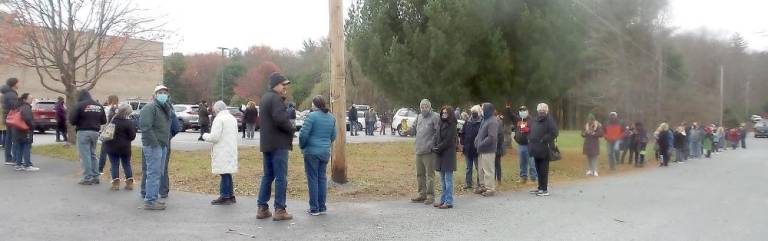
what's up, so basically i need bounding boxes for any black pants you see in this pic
[199,124,210,139]
[55,122,67,141]
[660,148,670,166]
[534,157,549,191]
[494,153,502,181]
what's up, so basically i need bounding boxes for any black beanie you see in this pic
[269,73,289,89]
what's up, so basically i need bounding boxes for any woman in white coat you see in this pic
[203,101,239,205]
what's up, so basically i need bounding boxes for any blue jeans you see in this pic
[142,145,168,204]
[77,131,100,181]
[607,140,621,170]
[13,140,31,167]
[463,153,479,187]
[258,149,289,209]
[518,145,537,180]
[108,153,133,180]
[4,129,13,162]
[440,171,454,205]
[304,153,329,213]
[220,174,233,198]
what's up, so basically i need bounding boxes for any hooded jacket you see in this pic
[69,90,106,132]
[433,107,457,172]
[460,114,482,157]
[1,85,18,114]
[474,103,499,154]
[410,99,439,155]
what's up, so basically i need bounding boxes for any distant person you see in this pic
[433,106,457,209]
[688,122,703,158]
[474,103,499,197]
[99,95,119,175]
[299,96,336,216]
[604,112,623,170]
[288,102,297,128]
[365,107,377,136]
[703,125,714,158]
[739,123,747,149]
[620,125,634,164]
[348,105,358,136]
[727,127,740,150]
[633,122,648,167]
[104,104,137,191]
[460,105,482,189]
[198,100,210,141]
[139,85,172,210]
[203,101,239,205]
[70,90,106,185]
[582,113,603,176]
[528,103,558,196]
[714,126,725,152]
[11,93,38,171]
[379,111,389,135]
[673,126,687,163]
[409,99,439,205]
[244,101,259,139]
[54,96,68,142]
[2,78,19,166]
[257,73,296,221]
[655,123,671,167]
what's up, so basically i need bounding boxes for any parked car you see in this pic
[121,98,151,132]
[227,107,245,132]
[755,121,768,138]
[295,110,309,131]
[392,108,418,137]
[751,115,763,123]
[31,100,58,133]
[173,104,199,131]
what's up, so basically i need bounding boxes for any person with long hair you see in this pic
[433,106,457,208]
[98,95,119,174]
[656,123,671,167]
[104,104,137,190]
[12,93,39,171]
[243,101,259,139]
[299,96,336,215]
[582,113,603,176]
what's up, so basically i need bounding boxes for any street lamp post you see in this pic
[217,47,229,102]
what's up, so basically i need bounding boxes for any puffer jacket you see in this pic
[528,113,559,160]
[203,110,239,174]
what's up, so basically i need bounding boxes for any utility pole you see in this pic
[329,0,347,183]
[217,47,229,102]
[745,79,751,117]
[720,65,724,125]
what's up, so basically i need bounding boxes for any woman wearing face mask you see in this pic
[203,101,239,205]
[299,96,336,216]
[432,106,457,209]
[527,103,558,196]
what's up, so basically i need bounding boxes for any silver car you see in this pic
[173,104,199,131]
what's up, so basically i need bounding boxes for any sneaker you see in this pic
[14,166,24,171]
[536,191,550,196]
[124,178,134,190]
[92,179,100,185]
[518,178,528,184]
[319,210,327,215]
[143,202,167,210]
[586,170,593,176]
[78,179,93,185]
[306,210,321,216]
[211,197,234,205]
[473,188,486,194]
[529,189,542,194]
[594,171,599,177]
[110,179,120,191]
[24,166,40,172]
[438,204,453,209]
[4,161,15,166]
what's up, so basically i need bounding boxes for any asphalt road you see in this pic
[2,137,767,241]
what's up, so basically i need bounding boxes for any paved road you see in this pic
[31,130,409,151]
[2,138,767,240]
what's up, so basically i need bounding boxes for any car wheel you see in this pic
[397,125,407,137]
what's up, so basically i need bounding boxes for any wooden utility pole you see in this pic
[329,0,347,183]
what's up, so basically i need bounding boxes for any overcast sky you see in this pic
[134,0,768,55]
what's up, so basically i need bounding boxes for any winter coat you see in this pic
[496,116,506,156]
[689,128,703,143]
[703,132,714,151]
[513,118,531,145]
[727,129,740,142]
[203,110,239,174]
[657,130,671,151]
[348,106,357,122]
[604,120,624,143]
[12,102,34,143]
[474,104,499,154]
[1,85,18,115]
[460,116,482,157]
[365,110,377,123]
[673,132,687,149]
[259,90,295,152]
[299,111,337,155]
[69,91,106,132]
[198,103,210,127]
[433,113,457,172]
[528,113,559,160]
[411,111,440,155]
[104,118,137,157]
[54,101,67,122]
[582,122,604,157]
[244,107,259,124]
[139,100,172,148]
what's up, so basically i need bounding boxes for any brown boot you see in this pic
[273,208,293,221]
[256,207,272,219]
[423,197,434,205]
[124,178,134,191]
[473,187,486,194]
[110,179,120,191]
[410,196,426,203]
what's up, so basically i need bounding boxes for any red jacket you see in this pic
[605,123,624,142]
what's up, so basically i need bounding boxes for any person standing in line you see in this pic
[673,126,687,163]
[98,95,119,175]
[506,105,537,184]
[198,100,210,141]
[633,122,648,167]
[104,104,136,191]
[604,112,624,170]
[528,103,558,197]
[348,105,358,136]
[11,93,39,171]
[494,112,506,183]
[703,125,714,158]
[244,101,259,140]
[203,101,239,205]
[656,123,671,167]
[299,96,336,216]
[409,99,440,204]
[474,103,499,197]
[432,106,457,209]
[739,123,747,149]
[460,105,482,190]
[688,122,703,158]
[256,73,296,221]
[139,85,172,210]
[582,113,603,176]
[70,90,106,185]
[379,111,389,136]
[54,96,68,142]
[365,107,377,136]
[2,78,20,166]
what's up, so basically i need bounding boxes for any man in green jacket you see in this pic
[140,85,172,210]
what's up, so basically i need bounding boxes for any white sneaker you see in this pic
[24,166,40,172]
[594,171,599,177]
[586,170,592,176]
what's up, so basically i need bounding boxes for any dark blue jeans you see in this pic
[13,140,31,167]
[464,153,479,187]
[220,174,234,198]
[4,130,14,162]
[108,153,133,180]
[258,149,289,209]
[304,153,329,213]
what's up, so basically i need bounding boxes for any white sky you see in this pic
[134,0,768,55]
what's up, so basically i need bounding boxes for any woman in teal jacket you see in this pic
[299,95,336,216]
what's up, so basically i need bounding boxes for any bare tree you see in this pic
[0,0,165,141]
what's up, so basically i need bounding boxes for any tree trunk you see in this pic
[66,88,78,145]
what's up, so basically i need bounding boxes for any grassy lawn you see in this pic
[32,130,653,201]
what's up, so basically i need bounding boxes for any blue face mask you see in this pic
[519,111,528,119]
[156,94,169,104]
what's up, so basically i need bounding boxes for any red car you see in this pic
[32,100,58,133]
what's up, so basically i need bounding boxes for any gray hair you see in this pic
[116,103,133,119]
[536,103,549,113]
[212,101,227,113]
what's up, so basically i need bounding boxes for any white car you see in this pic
[392,108,418,137]
[173,104,199,131]
[751,115,763,123]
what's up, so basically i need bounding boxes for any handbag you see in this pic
[6,110,29,131]
[548,139,562,161]
[99,113,117,142]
